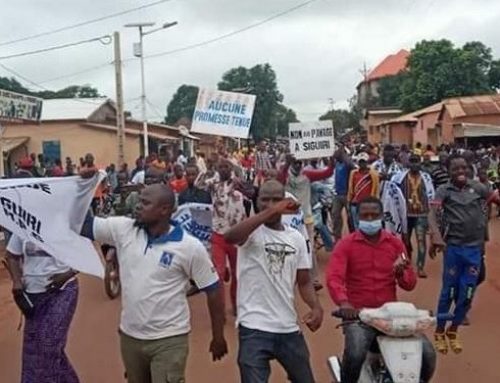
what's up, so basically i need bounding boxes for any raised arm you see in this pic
[224,198,299,246]
[303,162,334,182]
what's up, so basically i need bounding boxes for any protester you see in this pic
[326,196,436,383]
[372,144,404,194]
[107,163,119,192]
[332,147,356,239]
[81,182,227,383]
[15,157,35,178]
[347,152,379,230]
[211,159,246,316]
[6,234,80,383]
[414,142,423,156]
[429,154,498,354]
[178,164,212,205]
[224,180,323,383]
[65,157,76,176]
[421,153,435,174]
[169,164,188,194]
[278,155,334,290]
[176,150,188,167]
[392,154,435,278]
[130,157,144,181]
[398,144,411,168]
[195,151,207,173]
[431,152,450,189]
[125,167,166,215]
[254,140,272,186]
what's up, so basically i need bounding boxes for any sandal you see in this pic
[446,330,463,354]
[434,332,448,355]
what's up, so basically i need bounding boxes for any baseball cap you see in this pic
[357,152,370,162]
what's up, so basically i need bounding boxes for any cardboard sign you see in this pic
[191,89,256,138]
[289,121,335,160]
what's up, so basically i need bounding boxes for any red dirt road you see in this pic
[1,222,500,382]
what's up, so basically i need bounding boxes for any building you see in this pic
[376,94,500,147]
[357,49,409,107]
[0,98,182,173]
[376,103,442,146]
[364,108,403,143]
[358,49,410,143]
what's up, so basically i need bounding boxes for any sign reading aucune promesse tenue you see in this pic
[0,89,43,122]
[191,89,256,139]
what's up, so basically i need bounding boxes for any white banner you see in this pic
[0,89,43,122]
[0,174,105,277]
[191,89,256,138]
[289,121,335,160]
[173,203,213,249]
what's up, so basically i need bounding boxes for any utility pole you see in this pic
[113,31,126,166]
[125,21,178,158]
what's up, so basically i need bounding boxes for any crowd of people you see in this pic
[3,138,499,383]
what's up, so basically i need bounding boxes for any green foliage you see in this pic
[0,77,102,99]
[165,84,199,125]
[275,104,299,137]
[218,63,285,140]
[374,40,500,112]
[319,95,362,135]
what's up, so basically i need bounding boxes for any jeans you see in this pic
[437,245,481,328]
[238,326,315,383]
[349,204,359,230]
[332,195,348,240]
[407,216,428,270]
[342,322,436,383]
[313,206,333,251]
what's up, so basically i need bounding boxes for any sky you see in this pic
[0,0,499,122]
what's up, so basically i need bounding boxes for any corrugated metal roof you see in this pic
[444,94,500,119]
[41,98,109,120]
[377,102,442,126]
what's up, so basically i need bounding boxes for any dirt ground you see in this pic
[1,221,500,383]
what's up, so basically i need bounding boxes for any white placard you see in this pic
[289,121,335,160]
[191,89,256,138]
[0,173,105,278]
[0,89,43,122]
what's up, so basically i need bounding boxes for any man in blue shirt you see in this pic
[332,147,355,243]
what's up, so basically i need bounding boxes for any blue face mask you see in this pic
[359,219,382,235]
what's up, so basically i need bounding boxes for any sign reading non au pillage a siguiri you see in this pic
[191,89,256,138]
[288,120,335,160]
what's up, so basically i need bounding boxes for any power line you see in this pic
[37,62,113,85]
[0,0,177,48]
[0,35,112,61]
[36,0,319,85]
[128,0,319,62]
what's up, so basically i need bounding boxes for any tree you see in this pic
[319,95,362,136]
[377,40,500,112]
[164,85,199,125]
[0,77,102,99]
[218,63,284,140]
[275,105,299,137]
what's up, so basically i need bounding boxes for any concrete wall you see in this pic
[3,121,141,170]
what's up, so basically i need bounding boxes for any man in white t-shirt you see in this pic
[224,180,323,383]
[81,183,227,383]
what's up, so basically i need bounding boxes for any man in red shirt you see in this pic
[169,164,188,194]
[326,196,436,383]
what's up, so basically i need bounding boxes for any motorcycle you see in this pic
[328,302,435,383]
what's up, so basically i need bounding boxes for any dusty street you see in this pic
[1,221,500,383]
